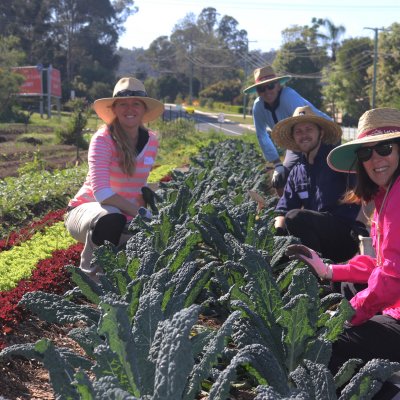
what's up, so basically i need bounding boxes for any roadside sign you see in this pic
[218,113,225,123]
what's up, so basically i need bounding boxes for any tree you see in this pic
[274,40,328,109]
[199,79,242,104]
[0,35,25,122]
[375,23,400,108]
[321,37,372,123]
[145,36,177,74]
[1,0,138,100]
[312,18,346,61]
[0,0,54,65]
[197,7,218,36]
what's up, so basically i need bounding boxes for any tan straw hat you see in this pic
[271,106,342,152]
[93,77,164,124]
[328,108,400,172]
[243,65,291,94]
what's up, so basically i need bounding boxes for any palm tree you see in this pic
[312,18,346,61]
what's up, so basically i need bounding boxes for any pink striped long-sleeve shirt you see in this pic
[69,126,158,218]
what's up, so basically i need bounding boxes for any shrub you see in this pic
[55,98,89,149]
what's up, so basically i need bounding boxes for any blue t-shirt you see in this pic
[252,87,332,162]
[275,143,360,222]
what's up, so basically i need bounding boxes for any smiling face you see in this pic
[112,98,146,131]
[292,121,322,154]
[361,141,400,188]
[257,81,281,106]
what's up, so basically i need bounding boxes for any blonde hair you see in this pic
[108,119,137,176]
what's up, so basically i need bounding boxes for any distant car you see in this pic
[184,105,195,114]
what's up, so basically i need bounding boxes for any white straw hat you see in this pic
[93,77,164,124]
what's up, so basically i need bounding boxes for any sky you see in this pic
[118,0,399,52]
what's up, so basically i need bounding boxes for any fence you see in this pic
[342,127,358,141]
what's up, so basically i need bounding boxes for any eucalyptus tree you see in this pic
[146,36,177,74]
[47,0,138,97]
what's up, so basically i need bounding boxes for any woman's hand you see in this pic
[285,244,332,279]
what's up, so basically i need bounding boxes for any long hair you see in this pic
[342,140,400,204]
[109,119,137,176]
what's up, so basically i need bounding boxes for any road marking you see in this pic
[206,122,242,135]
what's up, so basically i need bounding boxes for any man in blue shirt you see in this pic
[244,65,332,195]
[271,106,367,263]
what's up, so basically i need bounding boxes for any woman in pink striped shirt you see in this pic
[65,77,164,281]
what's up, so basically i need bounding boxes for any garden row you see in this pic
[0,161,177,349]
[1,140,398,399]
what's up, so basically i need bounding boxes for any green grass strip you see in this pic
[0,222,76,291]
[148,164,177,183]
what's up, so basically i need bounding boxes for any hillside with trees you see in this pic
[1,1,400,123]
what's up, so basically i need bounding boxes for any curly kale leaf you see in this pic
[1,339,91,400]
[208,344,290,400]
[231,301,285,365]
[67,325,103,358]
[323,299,355,342]
[225,234,283,345]
[334,358,363,390]
[278,294,316,372]
[184,310,241,399]
[152,305,200,400]
[339,359,400,400]
[91,376,139,399]
[19,291,100,325]
[97,293,141,397]
[254,385,308,400]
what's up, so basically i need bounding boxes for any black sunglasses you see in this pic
[257,82,276,93]
[114,89,148,98]
[355,142,394,162]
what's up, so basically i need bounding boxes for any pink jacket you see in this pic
[69,126,158,220]
[332,175,400,325]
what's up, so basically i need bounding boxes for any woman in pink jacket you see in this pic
[65,77,164,281]
[286,108,400,398]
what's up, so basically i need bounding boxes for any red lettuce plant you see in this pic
[0,243,82,349]
[0,209,66,252]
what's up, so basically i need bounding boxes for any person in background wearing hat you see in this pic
[286,108,400,399]
[272,106,367,263]
[244,65,333,195]
[65,77,164,281]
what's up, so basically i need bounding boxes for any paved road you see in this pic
[163,104,254,136]
[163,104,360,141]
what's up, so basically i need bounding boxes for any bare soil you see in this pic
[0,315,86,400]
[0,132,87,179]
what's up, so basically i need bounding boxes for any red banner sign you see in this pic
[14,67,43,95]
[50,68,61,97]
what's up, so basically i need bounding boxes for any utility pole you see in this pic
[364,27,385,108]
[242,39,257,119]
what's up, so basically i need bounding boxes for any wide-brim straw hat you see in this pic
[93,77,164,124]
[328,108,400,173]
[243,65,291,94]
[271,106,342,152]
